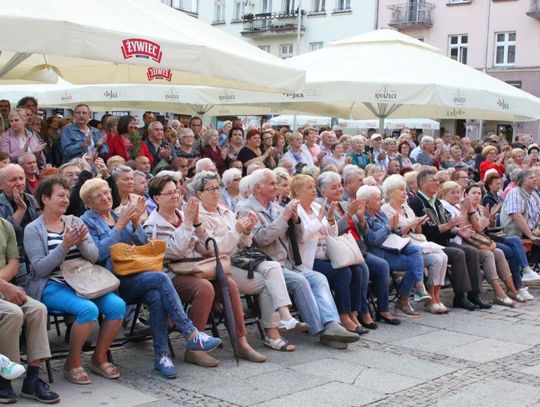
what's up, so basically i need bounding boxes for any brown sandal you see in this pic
[89,361,120,379]
[64,366,92,385]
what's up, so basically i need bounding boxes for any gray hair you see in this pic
[178,127,195,140]
[190,170,220,193]
[111,164,133,180]
[515,169,533,187]
[381,174,406,199]
[18,152,36,165]
[356,185,381,200]
[420,136,434,148]
[133,170,147,180]
[301,165,320,179]
[170,119,181,127]
[155,170,182,182]
[417,166,437,188]
[195,157,216,173]
[0,163,23,184]
[202,129,218,148]
[239,175,252,198]
[222,168,242,187]
[343,166,365,184]
[148,121,163,133]
[249,168,274,191]
[317,171,341,194]
[351,135,366,143]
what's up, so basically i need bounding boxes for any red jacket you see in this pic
[106,134,153,165]
[479,161,504,181]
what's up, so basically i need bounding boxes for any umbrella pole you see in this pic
[378,116,385,136]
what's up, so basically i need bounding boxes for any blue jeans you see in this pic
[497,235,527,289]
[364,253,390,313]
[118,271,197,358]
[313,259,369,314]
[283,268,339,335]
[370,244,424,297]
[42,281,125,324]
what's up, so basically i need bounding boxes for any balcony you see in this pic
[388,2,435,29]
[527,0,540,19]
[241,11,305,38]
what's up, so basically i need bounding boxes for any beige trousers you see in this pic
[231,260,292,328]
[463,242,511,282]
[0,296,51,363]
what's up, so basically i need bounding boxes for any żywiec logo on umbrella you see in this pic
[374,85,398,101]
[446,108,466,117]
[121,38,163,63]
[147,68,173,82]
[104,90,119,99]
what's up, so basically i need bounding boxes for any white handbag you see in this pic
[325,232,365,269]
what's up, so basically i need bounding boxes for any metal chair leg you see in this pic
[45,359,54,384]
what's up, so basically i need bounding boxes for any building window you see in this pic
[283,0,298,14]
[335,0,351,11]
[163,0,198,14]
[280,44,294,59]
[448,34,468,64]
[494,32,516,66]
[259,45,271,53]
[310,42,324,51]
[233,0,245,20]
[312,0,325,12]
[214,0,225,22]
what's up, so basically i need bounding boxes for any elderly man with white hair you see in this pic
[343,166,365,201]
[358,184,426,317]
[18,153,40,195]
[237,169,359,349]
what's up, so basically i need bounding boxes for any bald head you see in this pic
[0,164,26,198]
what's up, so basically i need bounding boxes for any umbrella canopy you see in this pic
[280,29,540,130]
[0,0,305,92]
[269,115,440,130]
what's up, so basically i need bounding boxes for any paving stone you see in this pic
[442,338,530,363]
[432,379,540,407]
[392,330,482,354]
[254,381,385,407]
[289,358,365,384]
[352,367,424,393]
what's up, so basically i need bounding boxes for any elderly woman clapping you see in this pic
[79,178,220,379]
[318,171,399,327]
[292,174,369,336]
[24,177,125,385]
[381,175,448,313]
[143,174,266,363]
[194,171,305,354]
[358,185,426,317]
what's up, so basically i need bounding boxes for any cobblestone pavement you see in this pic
[12,286,540,406]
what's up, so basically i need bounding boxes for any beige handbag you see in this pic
[62,257,120,299]
[168,255,232,280]
[325,232,365,269]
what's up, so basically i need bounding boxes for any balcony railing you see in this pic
[388,2,435,29]
[241,11,305,38]
[527,0,540,19]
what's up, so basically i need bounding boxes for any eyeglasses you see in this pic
[203,186,222,193]
[159,189,181,197]
[91,189,112,200]
[232,178,242,182]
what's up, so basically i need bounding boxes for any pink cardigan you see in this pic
[0,128,45,166]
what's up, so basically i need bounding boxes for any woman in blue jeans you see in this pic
[79,178,220,379]
[316,171,400,328]
[292,175,369,336]
[358,185,425,318]
[24,177,125,386]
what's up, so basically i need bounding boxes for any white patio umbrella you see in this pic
[0,0,305,92]
[218,30,540,133]
[268,115,440,130]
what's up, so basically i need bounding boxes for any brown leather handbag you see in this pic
[110,240,166,276]
[168,255,232,280]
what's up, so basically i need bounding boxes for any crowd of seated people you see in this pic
[1,97,540,404]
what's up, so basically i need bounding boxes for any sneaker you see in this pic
[124,320,152,338]
[21,377,60,404]
[0,355,25,380]
[413,288,432,302]
[520,287,535,301]
[0,385,16,404]
[186,332,221,352]
[154,356,177,379]
[522,269,540,283]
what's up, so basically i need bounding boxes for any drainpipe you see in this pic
[479,0,492,140]
[375,0,380,29]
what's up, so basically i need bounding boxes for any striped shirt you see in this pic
[47,230,81,284]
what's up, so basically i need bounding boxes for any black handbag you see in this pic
[230,247,270,279]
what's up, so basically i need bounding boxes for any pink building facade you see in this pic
[377,0,540,141]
